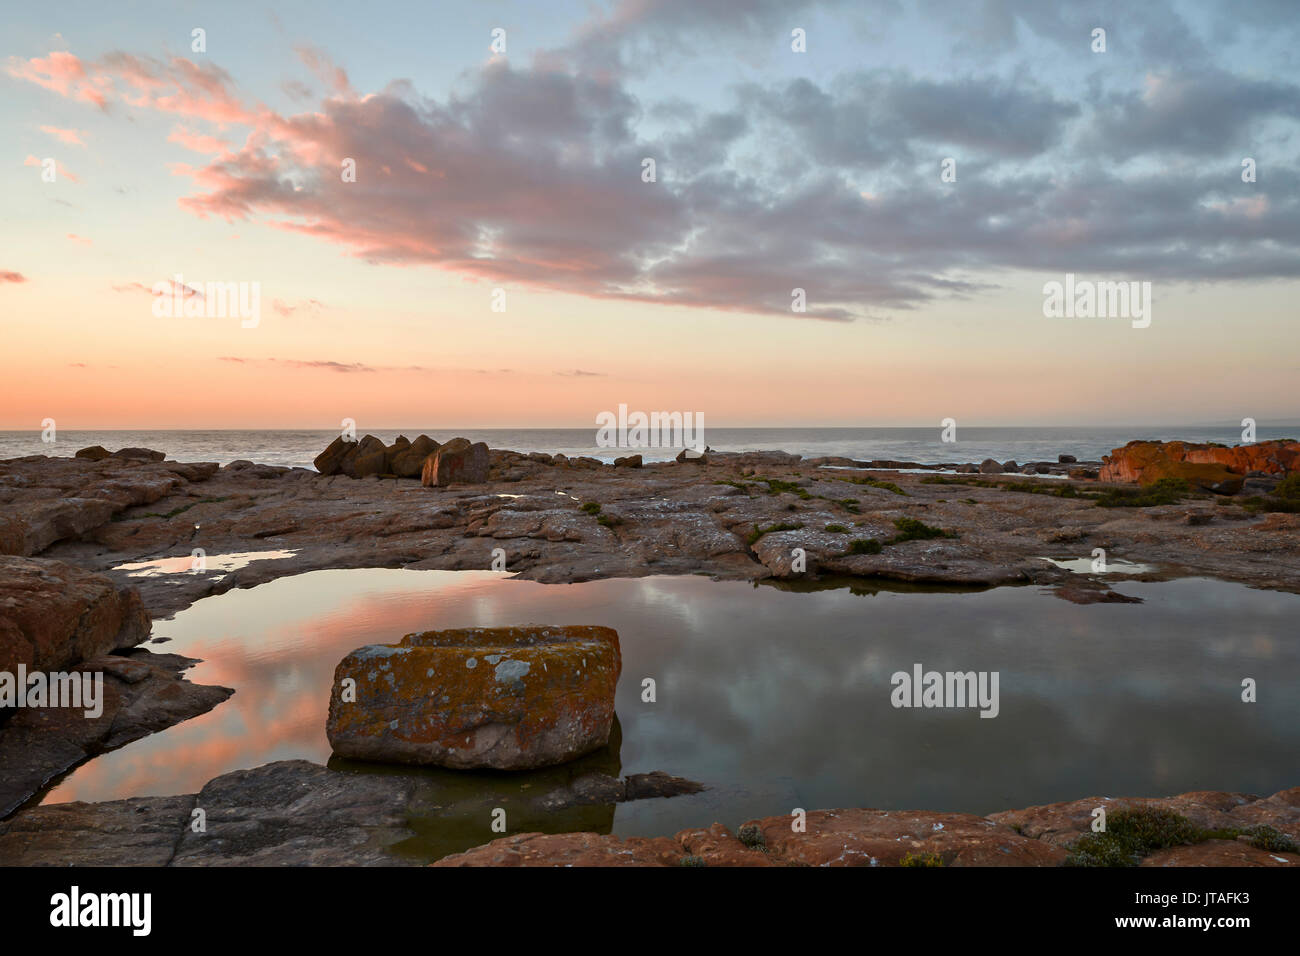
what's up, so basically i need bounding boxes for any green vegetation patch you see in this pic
[886,516,957,544]
[921,475,1088,500]
[923,473,1195,509]
[837,476,909,496]
[1093,477,1190,508]
[757,477,812,499]
[900,851,944,867]
[1239,474,1300,513]
[1064,808,1298,867]
[848,538,883,555]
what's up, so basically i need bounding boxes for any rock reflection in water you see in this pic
[329,718,624,862]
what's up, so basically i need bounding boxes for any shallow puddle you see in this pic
[114,549,298,579]
[42,570,1300,862]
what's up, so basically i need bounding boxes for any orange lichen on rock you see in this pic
[1100,439,1300,487]
[326,625,620,770]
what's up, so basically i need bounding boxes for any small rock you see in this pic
[111,447,166,462]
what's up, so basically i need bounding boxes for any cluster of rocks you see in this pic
[327,626,621,770]
[312,435,713,484]
[1101,439,1300,495]
[802,453,1097,478]
[314,434,492,486]
[969,455,1099,479]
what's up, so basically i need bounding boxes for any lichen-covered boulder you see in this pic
[1100,439,1300,485]
[326,625,621,770]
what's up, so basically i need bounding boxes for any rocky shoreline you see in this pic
[0,758,1294,866]
[2,438,1298,866]
[3,440,1298,625]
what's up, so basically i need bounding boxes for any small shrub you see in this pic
[1095,478,1189,509]
[849,538,883,555]
[899,851,944,867]
[736,824,766,849]
[1239,495,1300,514]
[1241,825,1299,854]
[839,476,908,496]
[1065,807,1202,867]
[580,501,602,514]
[757,478,812,500]
[1276,474,1300,500]
[678,855,706,867]
[824,523,849,533]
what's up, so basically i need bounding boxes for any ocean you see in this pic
[1,426,1295,471]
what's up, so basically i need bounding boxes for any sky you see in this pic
[1,0,1298,429]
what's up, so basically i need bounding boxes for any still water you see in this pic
[43,569,1300,861]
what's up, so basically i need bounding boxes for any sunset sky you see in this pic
[2,0,1297,429]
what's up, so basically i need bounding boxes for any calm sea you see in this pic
[1,426,1295,471]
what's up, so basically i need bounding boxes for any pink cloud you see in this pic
[1,271,28,284]
[271,298,326,317]
[66,233,92,245]
[6,51,110,108]
[295,45,351,96]
[9,50,254,126]
[112,279,202,297]
[3,45,932,321]
[39,125,86,146]
[168,125,233,155]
